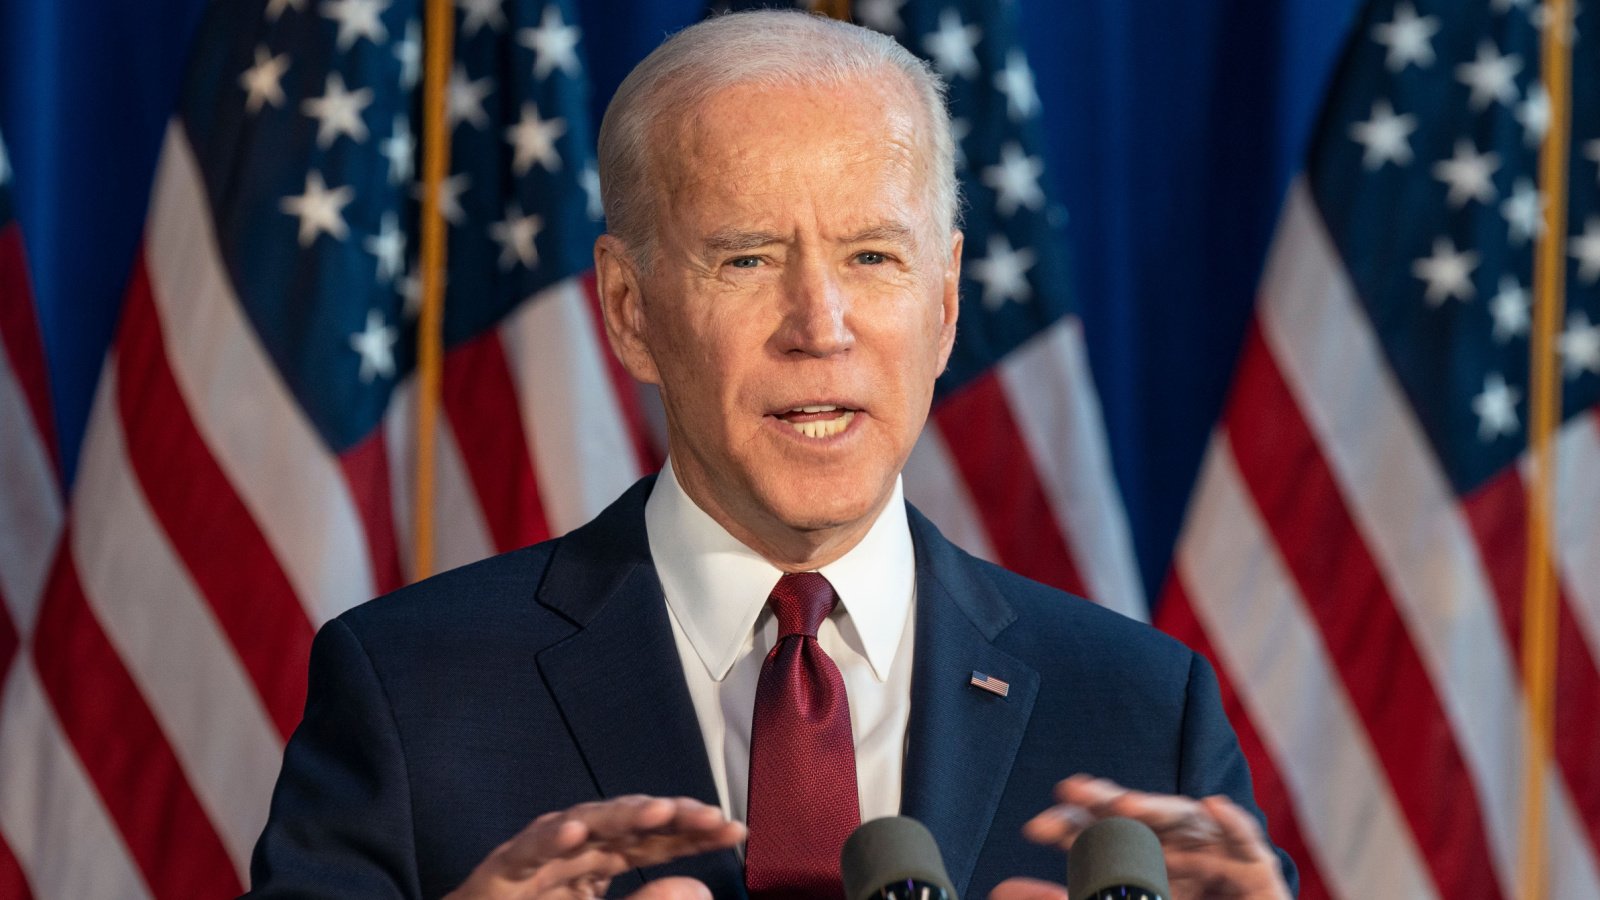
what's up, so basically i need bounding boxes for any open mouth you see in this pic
[773,404,858,439]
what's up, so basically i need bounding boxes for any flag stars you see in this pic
[457,0,505,38]
[302,72,373,148]
[950,117,972,170]
[1571,217,1600,283]
[320,0,390,51]
[447,64,493,131]
[1489,275,1529,342]
[0,133,9,185]
[240,46,291,114]
[924,8,981,80]
[1586,139,1600,186]
[982,143,1045,216]
[995,51,1039,121]
[281,170,354,246]
[855,0,905,35]
[414,172,471,224]
[1533,2,1580,44]
[1561,311,1600,379]
[1412,237,1478,305]
[1455,41,1521,111]
[519,5,582,81]
[506,103,566,175]
[364,212,406,284]
[970,234,1036,310]
[380,115,414,185]
[266,0,306,21]
[490,202,543,270]
[1433,140,1498,208]
[1372,2,1439,71]
[349,309,399,383]
[1516,84,1550,147]
[1472,373,1520,441]
[395,21,421,91]
[1350,99,1417,170]
[580,163,602,221]
[1501,178,1545,244]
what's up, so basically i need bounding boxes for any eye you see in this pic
[728,256,763,269]
[856,251,888,265]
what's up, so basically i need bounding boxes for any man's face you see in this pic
[598,76,961,565]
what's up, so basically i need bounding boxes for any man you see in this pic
[247,11,1296,899]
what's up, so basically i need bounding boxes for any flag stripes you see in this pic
[144,124,379,624]
[34,550,245,896]
[443,330,552,554]
[118,263,315,738]
[933,372,1089,598]
[1224,320,1502,899]
[1168,179,1600,898]
[1155,587,1331,900]
[1169,443,1439,900]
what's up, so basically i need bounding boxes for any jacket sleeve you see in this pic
[1176,650,1301,897]
[244,616,423,898]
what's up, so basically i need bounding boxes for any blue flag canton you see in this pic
[1309,0,1600,496]
[870,0,1079,399]
[179,0,599,454]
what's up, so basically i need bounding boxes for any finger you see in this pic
[627,877,714,900]
[987,877,1070,900]
[520,846,631,894]
[1198,795,1273,861]
[501,797,677,872]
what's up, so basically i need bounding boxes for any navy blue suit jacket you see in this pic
[247,477,1296,898]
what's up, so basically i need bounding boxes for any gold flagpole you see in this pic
[1520,2,1572,898]
[413,0,455,582]
[811,0,851,22]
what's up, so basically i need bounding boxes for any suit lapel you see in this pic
[900,509,1039,899]
[534,478,745,898]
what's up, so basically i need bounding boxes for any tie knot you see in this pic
[767,572,838,638]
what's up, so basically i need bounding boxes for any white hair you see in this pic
[596,9,960,267]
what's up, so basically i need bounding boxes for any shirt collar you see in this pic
[644,459,915,683]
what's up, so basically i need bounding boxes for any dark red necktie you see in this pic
[744,572,860,900]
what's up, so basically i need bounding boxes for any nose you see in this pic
[778,259,854,357]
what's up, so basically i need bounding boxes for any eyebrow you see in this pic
[700,223,917,254]
[702,229,783,254]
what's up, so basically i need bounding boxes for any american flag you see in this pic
[0,0,657,893]
[1159,1,1600,898]
[0,0,1142,895]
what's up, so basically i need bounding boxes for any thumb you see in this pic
[989,876,1070,900]
[627,876,713,900]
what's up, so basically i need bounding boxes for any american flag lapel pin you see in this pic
[969,671,1010,698]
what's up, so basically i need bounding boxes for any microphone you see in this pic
[840,816,959,900]
[1066,817,1170,900]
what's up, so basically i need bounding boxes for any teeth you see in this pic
[791,404,840,413]
[785,410,855,439]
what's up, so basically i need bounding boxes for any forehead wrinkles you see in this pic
[651,81,938,247]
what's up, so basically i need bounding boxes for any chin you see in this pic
[759,472,893,535]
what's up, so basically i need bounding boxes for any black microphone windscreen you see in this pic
[1066,817,1170,900]
[840,816,958,900]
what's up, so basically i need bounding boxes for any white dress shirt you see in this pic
[644,459,917,829]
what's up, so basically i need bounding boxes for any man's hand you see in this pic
[990,775,1291,900]
[445,795,745,900]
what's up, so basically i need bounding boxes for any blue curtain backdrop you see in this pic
[0,0,1361,604]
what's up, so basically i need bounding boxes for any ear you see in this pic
[935,229,963,372]
[594,234,662,385]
